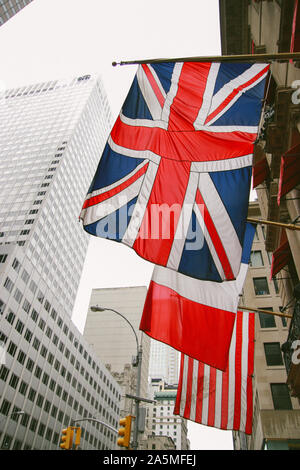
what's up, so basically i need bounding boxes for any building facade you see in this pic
[149,340,179,386]
[145,382,189,451]
[219,0,300,448]
[0,75,122,450]
[233,202,300,450]
[0,0,33,26]
[219,0,300,401]
[83,287,151,448]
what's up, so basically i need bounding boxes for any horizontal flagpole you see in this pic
[239,305,292,319]
[112,52,300,67]
[247,217,300,231]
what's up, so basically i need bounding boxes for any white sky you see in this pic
[0,0,234,450]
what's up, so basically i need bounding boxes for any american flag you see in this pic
[174,310,255,434]
[80,61,269,282]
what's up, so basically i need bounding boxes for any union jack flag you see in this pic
[80,61,269,282]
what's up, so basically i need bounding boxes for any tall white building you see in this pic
[84,287,151,412]
[149,341,179,386]
[0,0,33,26]
[0,75,122,450]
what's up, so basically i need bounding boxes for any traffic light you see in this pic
[73,427,81,449]
[117,415,132,448]
[60,426,73,450]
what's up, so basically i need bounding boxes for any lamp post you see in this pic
[90,305,142,450]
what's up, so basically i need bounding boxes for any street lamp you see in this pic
[90,305,142,450]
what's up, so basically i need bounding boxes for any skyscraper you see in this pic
[0,75,122,450]
[0,74,111,314]
[149,341,179,386]
[0,0,34,26]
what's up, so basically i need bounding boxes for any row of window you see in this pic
[2,261,118,394]
[0,362,117,428]
[0,400,114,450]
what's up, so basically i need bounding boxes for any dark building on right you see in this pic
[219,0,300,450]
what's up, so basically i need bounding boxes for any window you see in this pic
[0,299,5,315]
[264,342,284,366]
[0,254,7,263]
[12,258,21,272]
[15,319,24,334]
[13,288,23,304]
[0,365,9,382]
[271,383,292,410]
[259,308,276,328]
[250,250,264,267]
[7,341,17,357]
[22,299,31,314]
[4,277,14,293]
[17,350,26,365]
[9,373,19,389]
[24,328,33,343]
[29,280,38,294]
[253,277,270,295]
[31,309,39,322]
[21,269,30,284]
[28,388,36,402]
[0,399,11,416]
[19,380,28,396]
[273,278,279,294]
[5,310,15,325]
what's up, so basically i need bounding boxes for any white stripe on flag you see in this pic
[199,172,242,278]
[194,63,220,128]
[137,65,165,120]
[167,171,199,271]
[122,160,159,247]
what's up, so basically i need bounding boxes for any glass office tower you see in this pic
[0,0,34,26]
[0,75,121,450]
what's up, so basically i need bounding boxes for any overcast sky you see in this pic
[0,0,234,450]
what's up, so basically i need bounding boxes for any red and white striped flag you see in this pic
[174,310,255,434]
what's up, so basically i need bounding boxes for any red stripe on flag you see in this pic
[133,159,191,267]
[183,357,194,418]
[141,64,165,107]
[207,367,217,427]
[195,362,205,423]
[82,163,148,209]
[195,190,234,280]
[245,313,255,434]
[174,354,185,414]
[233,311,243,431]
[220,366,229,430]
[168,62,212,131]
[205,65,269,124]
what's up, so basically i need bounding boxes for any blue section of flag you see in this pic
[88,143,145,193]
[209,166,252,245]
[178,211,222,282]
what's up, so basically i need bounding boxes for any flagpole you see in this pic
[246,217,300,231]
[112,52,300,66]
[239,305,292,319]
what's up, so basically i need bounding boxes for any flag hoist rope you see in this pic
[112,52,300,66]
